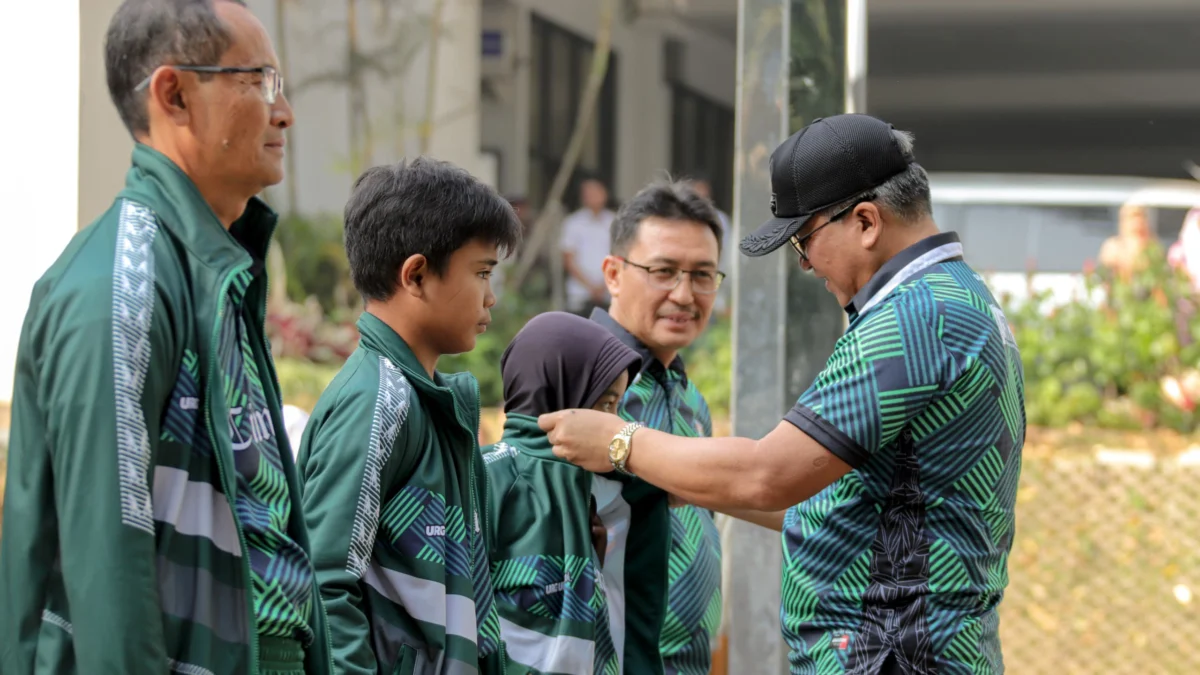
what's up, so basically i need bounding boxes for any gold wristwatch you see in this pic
[609,422,644,476]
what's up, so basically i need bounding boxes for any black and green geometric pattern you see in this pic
[621,366,722,675]
[781,259,1024,675]
[492,554,601,622]
[220,268,314,642]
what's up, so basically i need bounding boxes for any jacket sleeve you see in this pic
[2,276,177,673]
[299,366,413,675]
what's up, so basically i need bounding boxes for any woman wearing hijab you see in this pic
[483,312,642,675]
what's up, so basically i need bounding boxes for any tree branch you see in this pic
[510,0,617,287]
[418,0,446,155]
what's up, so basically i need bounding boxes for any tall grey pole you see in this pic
[845,0,868,115]
[725,1,793,673]
[725,1,863,673]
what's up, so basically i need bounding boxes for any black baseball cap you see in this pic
[740,114,913,258]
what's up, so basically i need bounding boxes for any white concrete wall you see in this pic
[247,0,492,215]
[79,0,134,228]
[0,0,89,406]
[481,0,737,200]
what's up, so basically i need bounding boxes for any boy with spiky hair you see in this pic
[298,157,522,675]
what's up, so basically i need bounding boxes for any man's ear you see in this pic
[148,67,191,127]
[857,203,884,250]
[398,254,429,297]
[601,255,621,296]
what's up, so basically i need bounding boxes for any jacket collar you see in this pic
[589,308,688,385]
[845,231,964,319]
[355,311,479,413]
[117,143,278,272]
[498,413,566,463]
[357,311,440,388]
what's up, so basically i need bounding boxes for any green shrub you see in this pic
[1007,245,1200,432]
[274,214,355,314]
[275,358,342,412]
[683,318,733,420]
[439,289,554,407]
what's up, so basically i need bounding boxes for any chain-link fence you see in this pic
[1000,449,1200,674]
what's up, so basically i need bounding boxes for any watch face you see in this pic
[609,438,629,462]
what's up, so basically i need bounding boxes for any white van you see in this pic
[928,172,1200,308]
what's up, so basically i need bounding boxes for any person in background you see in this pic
[0,1,334,674]
[500,193,552,304]
[690,177,732,254]
[1099,203,1155,281]
[297,158,522,675]
[1166,207,1200,350]
[1168,207,1200,292]
[691,177,734,319]
[483,311,642,675]
[561,177,617,316]
[507,194,534,234]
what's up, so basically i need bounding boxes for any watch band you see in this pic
[611,422,644,476]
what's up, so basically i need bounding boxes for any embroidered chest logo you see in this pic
[229,405,275,451]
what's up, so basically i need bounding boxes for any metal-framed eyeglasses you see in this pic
[789,196,874,262]
[134,65,284,105]
[618,258,726,294]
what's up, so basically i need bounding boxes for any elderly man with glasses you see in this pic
[0,2,333,674]
[541,115,1027,675]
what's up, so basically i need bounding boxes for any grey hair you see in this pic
[104,0,247,136]
[819,129,932,223]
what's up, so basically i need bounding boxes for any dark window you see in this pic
[670,83,735,214]
[528,14,618,211]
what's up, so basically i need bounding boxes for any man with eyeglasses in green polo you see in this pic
[0,2,333,674]
[583,180,735,675]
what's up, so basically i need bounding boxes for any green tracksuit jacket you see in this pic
[0,144,333,675]
[483,414,620,675]
[298,312,505,675]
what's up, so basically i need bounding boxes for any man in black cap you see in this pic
[535,114,1027,674]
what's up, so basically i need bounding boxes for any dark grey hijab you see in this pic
[501,311,642,416]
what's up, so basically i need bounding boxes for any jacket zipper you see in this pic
[256,265,336,674]
[471,381,507,672]
[467,377,483,660]
[203,263,260,674]
[453,377,492,666]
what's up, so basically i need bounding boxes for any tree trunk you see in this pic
[275,0,297,215]
[510,0,617,288]
[347,0,372,176]
[418,0,446,156]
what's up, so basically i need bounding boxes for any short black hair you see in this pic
[105,0,246,136]
[610,180,724,256]
[344,157,523,302]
